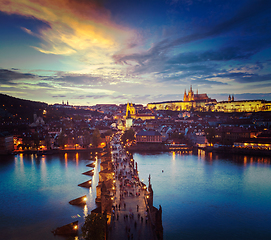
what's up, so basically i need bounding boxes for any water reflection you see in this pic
[133,151,271,240]
[41,155,47,181]
[65,153,68,168]
[84,204,88,217]
[244,156,247,166]
[208,152,213,161]
[76,153,79,166]
[198,149,205,161]
[172,151,176,161]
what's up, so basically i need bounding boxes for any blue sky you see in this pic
[0,0,271,105]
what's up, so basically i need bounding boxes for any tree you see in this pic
[121,128,135,143]
[92,128,101,148]
[45,134,51,150]
[81,213,106,240]
[83,131,91,148]
[204,127,216,144]
[58,132,67,149]
[171,132,185,140]
[32,131,40,150]
[104,129,113,136]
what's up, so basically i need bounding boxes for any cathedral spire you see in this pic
[184,89,188,101]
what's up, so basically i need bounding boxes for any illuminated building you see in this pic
[234,138,271,150]
[136,130,162,143]
[0,131,14,153]
[125,107,133,130]
[147,86,271,112]
[125,102,155,120]
[147,86,216,111]
[214,99,271,112]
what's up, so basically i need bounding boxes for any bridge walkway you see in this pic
[108,142,155,240]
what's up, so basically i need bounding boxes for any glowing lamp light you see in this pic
[83,197,87,201]
[146,196,149,199]
[89,181,91,183]
[74,225,78,230]
[111,197,114,200]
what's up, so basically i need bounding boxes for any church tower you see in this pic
[188,85,194,101]
[126,102,136,118]
[183,89,188,101]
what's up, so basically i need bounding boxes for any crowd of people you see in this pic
[109,134,154,240]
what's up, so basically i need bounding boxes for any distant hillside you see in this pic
[0,93,48,121]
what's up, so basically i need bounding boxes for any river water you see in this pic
[134,150,271,240]
[0,150,271,240]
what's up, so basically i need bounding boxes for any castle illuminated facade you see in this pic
[147,86,271,112]
[147,86,216,111]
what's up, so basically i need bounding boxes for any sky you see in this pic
[0,0,271,106]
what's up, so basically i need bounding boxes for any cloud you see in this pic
[35,82,54,88]
[86,95,107,99]
[52,95,66,98]
[208,72,271,83]
[55,73,103,85]
[113,0,271,68]
[0,69,35,84]
[1,0,136,58]
[211,92,271,101]
[167,46,257,65]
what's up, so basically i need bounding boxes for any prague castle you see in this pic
[147,86,216,111]
[147,86,271,112]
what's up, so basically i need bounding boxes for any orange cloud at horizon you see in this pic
[1,0,136,58]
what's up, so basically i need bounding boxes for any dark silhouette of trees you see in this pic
[83,131,91,148]
[81,213,106,240]
[58,132,67,149]
[92,128,101,148]
[121,128,135,143]
[204,127,216,144]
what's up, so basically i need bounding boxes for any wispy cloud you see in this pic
[0,69,35,84]
[2,0,136,59]
[113,0,271,71]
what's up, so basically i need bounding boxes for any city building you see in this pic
[234,137,271,150]
[136,129,162,143]
[126,103,155,120]
[147,86,271,112]
[0,131,14,154]
[214,100,271,112]
[147,86,216,111]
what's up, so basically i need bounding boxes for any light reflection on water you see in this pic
[134,151,271,240]
[1,151,271,240]
[0,152,101,240]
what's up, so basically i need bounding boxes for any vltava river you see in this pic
[0,152,100,240]
[134,150,271,240]
[0,150,271,240]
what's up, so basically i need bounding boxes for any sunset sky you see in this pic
[0,0,271,105]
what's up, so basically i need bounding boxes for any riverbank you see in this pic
[201,146,271,157]
[127,143,271,157]
[127,143,192,152]
[2,147,106,156]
